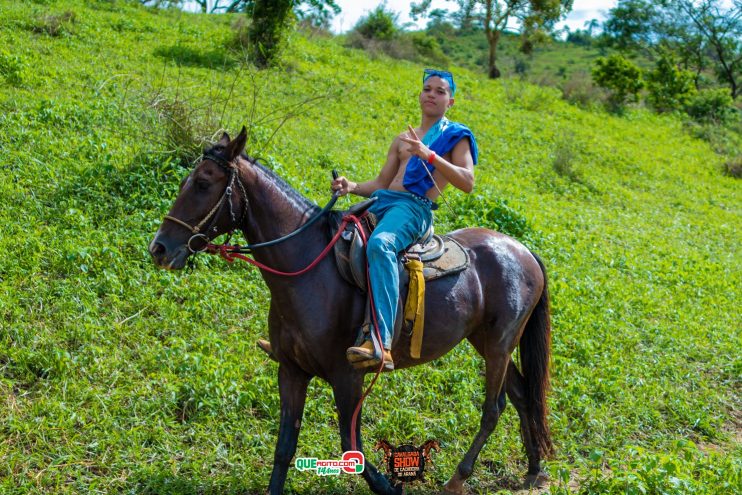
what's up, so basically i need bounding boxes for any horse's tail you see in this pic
[519,253,553,457]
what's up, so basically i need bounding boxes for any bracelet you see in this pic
[427,151,436,164]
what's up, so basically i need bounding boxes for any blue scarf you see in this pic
[403,117,478,198]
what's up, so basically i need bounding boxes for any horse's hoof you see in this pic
[439,481,466,495]
[524,471,549,488]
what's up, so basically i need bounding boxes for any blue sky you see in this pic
[330,0,619,34]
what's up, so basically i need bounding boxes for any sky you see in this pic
[330,0,620,34]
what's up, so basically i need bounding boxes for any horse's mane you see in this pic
[204,143,320,216]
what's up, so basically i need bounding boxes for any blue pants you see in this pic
[366,190,433,349]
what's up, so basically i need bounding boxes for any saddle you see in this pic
[330,198,470,360]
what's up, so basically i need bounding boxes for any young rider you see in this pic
[259,69,478,371]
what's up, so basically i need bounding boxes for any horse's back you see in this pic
[393,227,544,367]
[448,227,545,311]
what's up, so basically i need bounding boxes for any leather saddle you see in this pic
[329,198,469,292]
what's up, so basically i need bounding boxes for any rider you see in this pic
[258,68,478,370]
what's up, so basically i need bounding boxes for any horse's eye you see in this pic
[195,180,210,192]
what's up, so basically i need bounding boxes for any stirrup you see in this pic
[351,352,395,372]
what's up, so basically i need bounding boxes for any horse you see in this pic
[149,128,553,494]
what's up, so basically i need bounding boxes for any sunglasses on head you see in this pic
[424,68,453,78]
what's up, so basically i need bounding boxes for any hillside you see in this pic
[0,1,740,494]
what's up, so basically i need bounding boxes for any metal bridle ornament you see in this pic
[163,152,249,254]
[162,153,339,255]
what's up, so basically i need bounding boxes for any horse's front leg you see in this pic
[267,363,311,495]
[332,374,402,495]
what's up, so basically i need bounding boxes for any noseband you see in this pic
[163,152,248,253]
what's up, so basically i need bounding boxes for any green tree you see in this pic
[411,0,573,78]
[646,51,697,112]
[592,54,645,109]
[672,0,742,98]
[248,0,339,67]
[354,5,399,41]
[602,0,741,98]
[601,0,658,50]
[685,87,735,123]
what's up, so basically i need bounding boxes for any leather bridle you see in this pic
[163,152,248,253]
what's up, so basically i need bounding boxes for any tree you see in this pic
[592,54,645,109]
[248,0,339,67]
[602,0,741,98]
[412,0,573,78]
[601,0,658,50]
[672,0,741,98]
[646,51,697,112]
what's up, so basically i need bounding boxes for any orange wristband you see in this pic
[427,151,436,164]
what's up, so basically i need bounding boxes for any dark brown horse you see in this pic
[149,128,553,494]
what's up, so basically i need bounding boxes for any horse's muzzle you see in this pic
[149,234,190,270]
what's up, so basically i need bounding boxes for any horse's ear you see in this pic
[218,132,230,146]
[225,126,247,161]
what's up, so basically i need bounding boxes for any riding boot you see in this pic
[346,341,394,371]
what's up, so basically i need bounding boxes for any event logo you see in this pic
[294,451,364,476]
[375,439,440,483]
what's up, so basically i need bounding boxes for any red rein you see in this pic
[205,213,386,452]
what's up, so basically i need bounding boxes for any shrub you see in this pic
[592,54,644,110]
[685,88,735,125]
[723,155,741,178]
[346,20,448,66]
[0,50,25,85]
[552,139,583,183]
[561,74,605,108]
[515,57,530,76]
[646,52,696,113]
[31,11,76,37]
[409,32,449,66]
[353,5,398,41]
[146,93,217,166]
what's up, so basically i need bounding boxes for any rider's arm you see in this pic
[332,137,401,197]
[400,127,475,194]
[430,138,475,194]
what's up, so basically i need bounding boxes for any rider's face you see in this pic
[419,76,454,115]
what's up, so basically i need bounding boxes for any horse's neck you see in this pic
[239,162,326,272]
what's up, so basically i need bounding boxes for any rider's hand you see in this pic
[331,176,355,196]
[401,125,433,162]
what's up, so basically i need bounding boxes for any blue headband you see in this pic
[423,68,456,96]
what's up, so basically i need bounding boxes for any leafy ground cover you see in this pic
[0,1,739,494]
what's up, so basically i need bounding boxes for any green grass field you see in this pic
[1,1,740,493]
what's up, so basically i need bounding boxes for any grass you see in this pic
[0,1,740,494]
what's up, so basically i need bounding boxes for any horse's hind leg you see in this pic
[505,359,548,488]
[267,364,311,495]
[443,333,511,495]
[332,375,402,495]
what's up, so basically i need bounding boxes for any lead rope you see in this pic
[348,217,385,453]
[208,213,384,454]
[423,155,454,211]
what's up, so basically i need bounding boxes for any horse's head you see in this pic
[149,127,250,269]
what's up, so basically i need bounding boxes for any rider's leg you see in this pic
[347,191,431,368]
